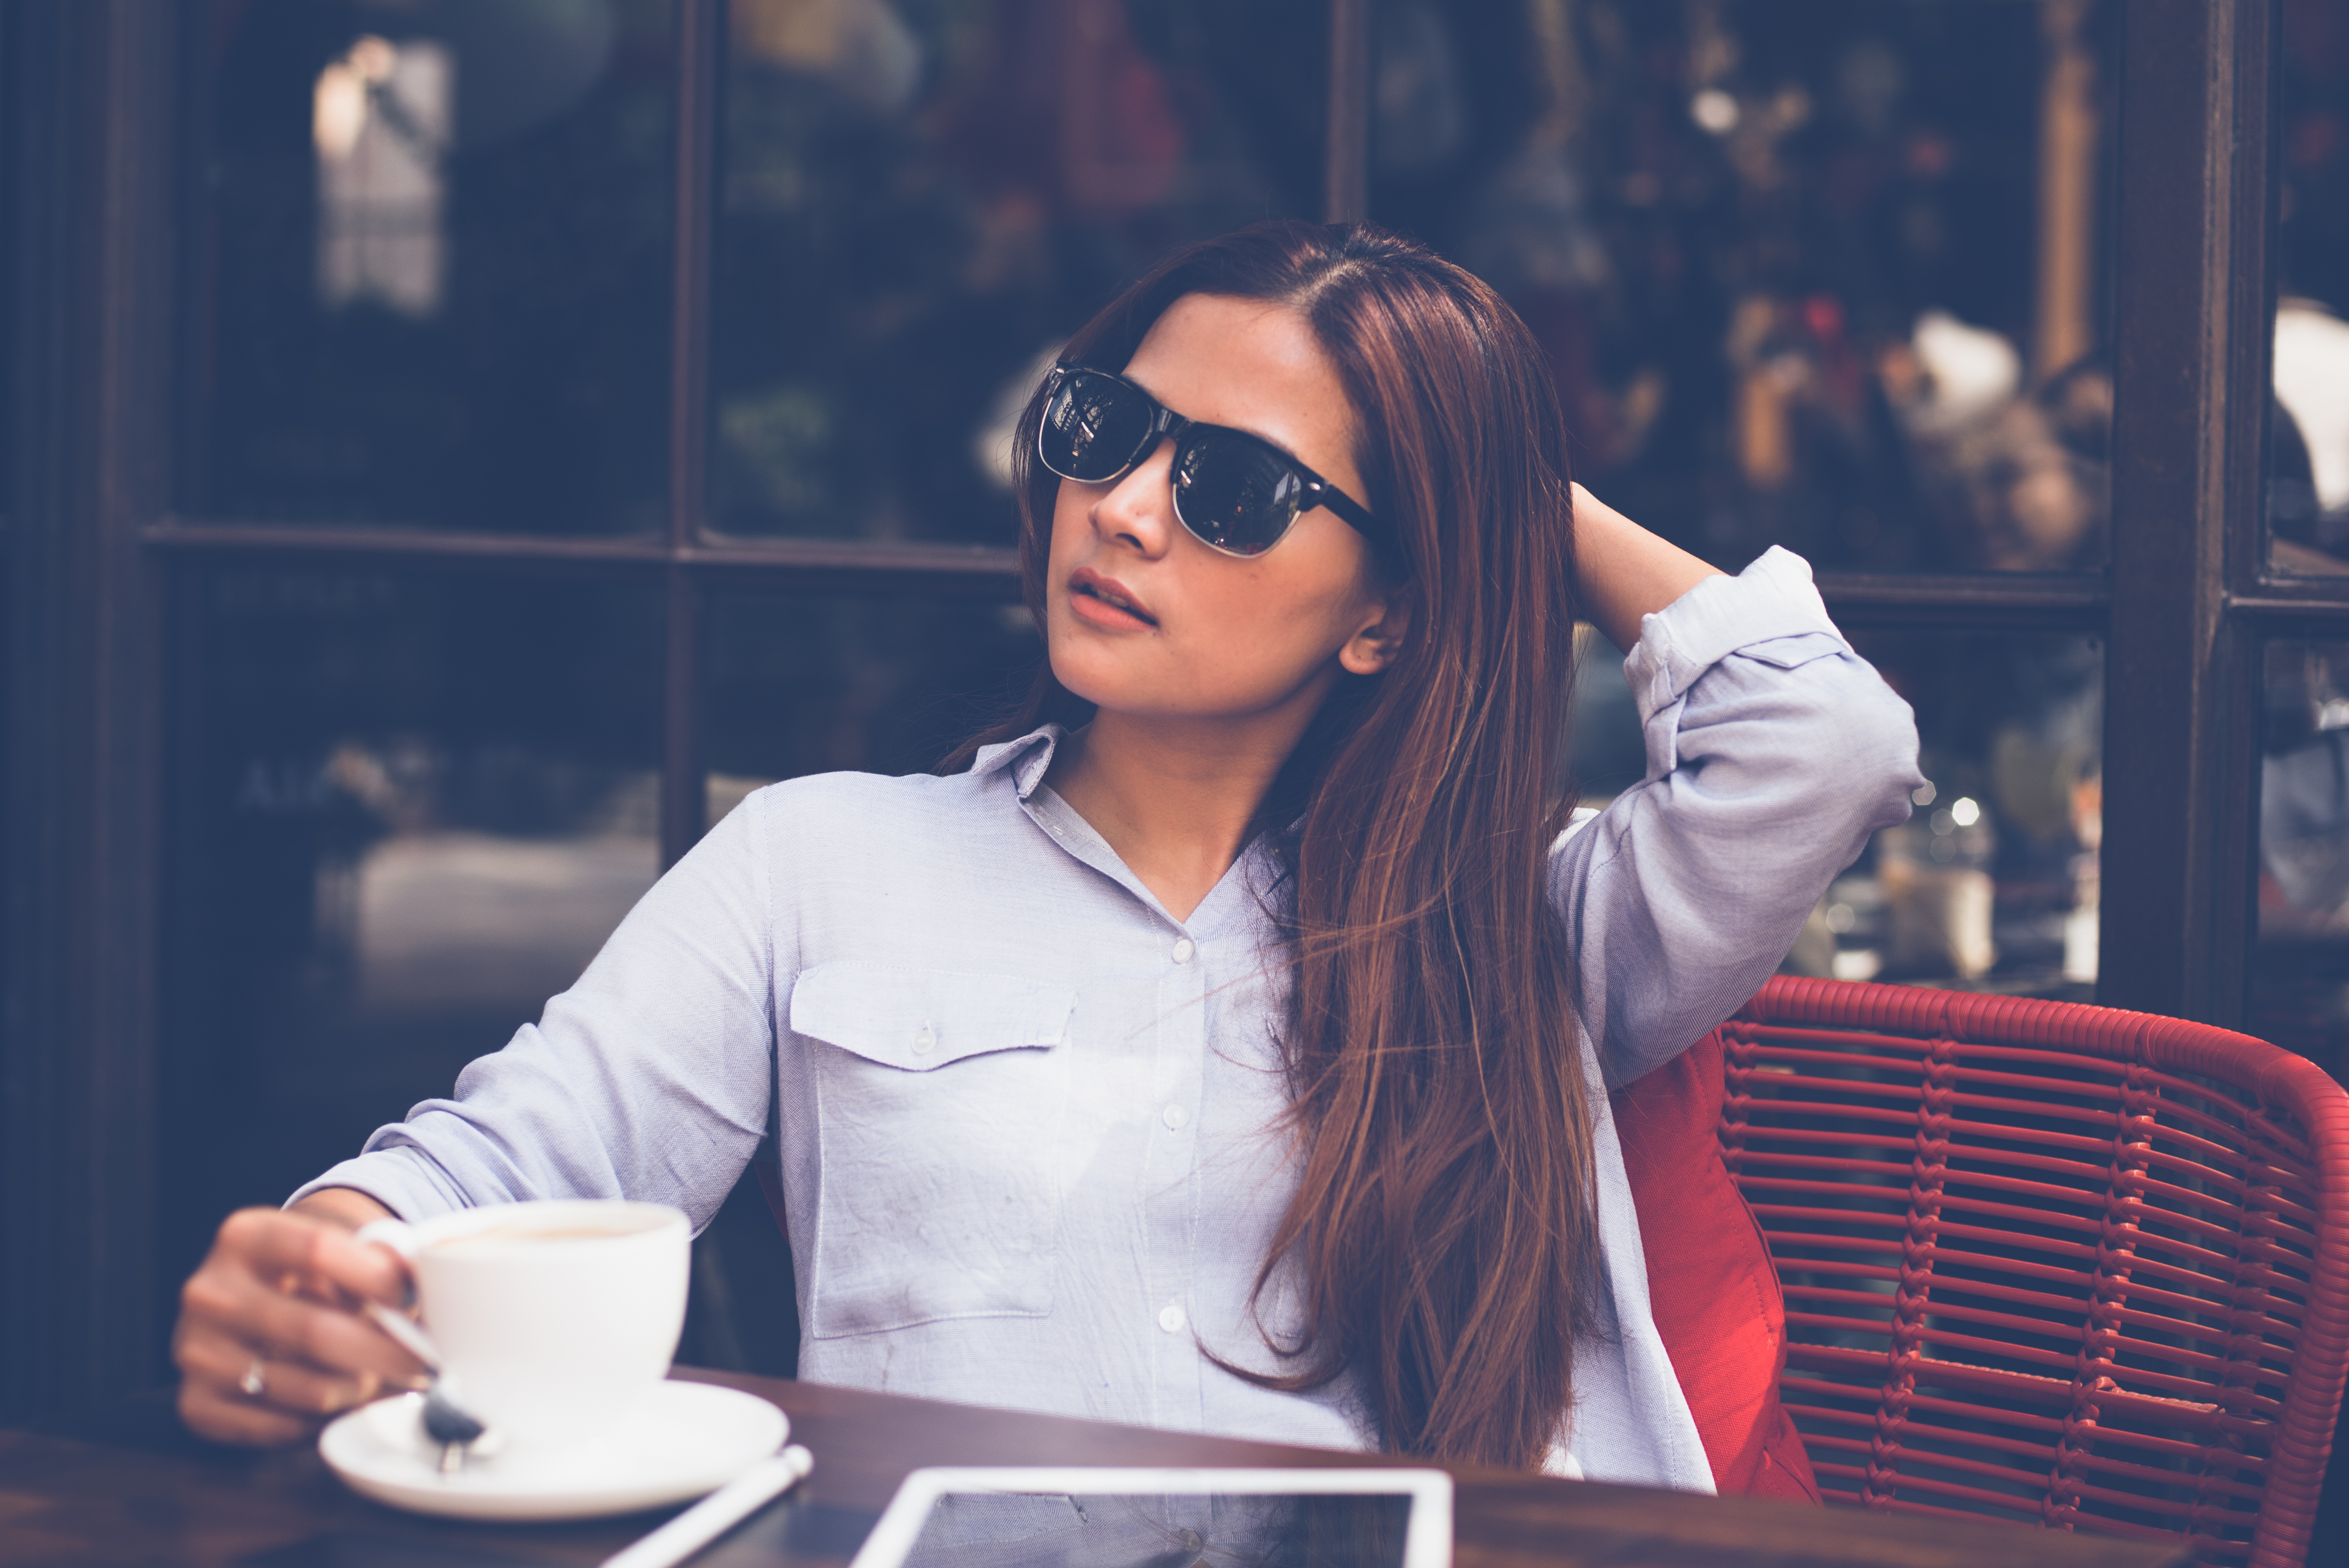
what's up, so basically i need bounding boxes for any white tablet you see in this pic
[846,1465,1454,1568]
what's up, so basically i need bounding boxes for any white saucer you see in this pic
[319,1380,790,1522]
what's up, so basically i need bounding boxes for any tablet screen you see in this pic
[891,1489,1414,1568]
[848,1465,1452,1568]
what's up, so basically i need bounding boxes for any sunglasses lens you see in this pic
[1173,431,1305,556]
[1039,371,1154,483]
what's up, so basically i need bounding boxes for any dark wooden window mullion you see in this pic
[2100,0,2276,1025]
[141,527,2127,631]
[1323,0,1370,224]
[141,520,1022,581]
[662,564,704,868]
[1813,572,2108,631]
[2237,579,2349,611]
[2227,598,2349,630]
[2202,0,2280,1033]
[2,0,178,1419]
[660,0,721,869]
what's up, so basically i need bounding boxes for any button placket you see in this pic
[1142,924,1211,1430]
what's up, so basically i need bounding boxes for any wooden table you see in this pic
[0,1368,2188,1568]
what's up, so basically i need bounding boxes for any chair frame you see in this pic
[1721,977,2347,1567]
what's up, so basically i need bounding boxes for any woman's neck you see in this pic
[1044,700,1321,923]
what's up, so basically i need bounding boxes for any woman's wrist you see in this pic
[1570,484,1724,653]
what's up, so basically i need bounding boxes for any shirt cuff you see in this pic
[286,1146,473,1222]
[1621,545,1846,727]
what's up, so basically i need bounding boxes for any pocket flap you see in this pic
[788,961,1077,1071]
[1732,631,1847,671]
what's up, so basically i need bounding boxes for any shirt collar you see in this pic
[967,724,1064,801]
[973,721,1313,837]
[972,721,1285,937]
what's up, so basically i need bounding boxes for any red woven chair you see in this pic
[1720,976,2349,1568]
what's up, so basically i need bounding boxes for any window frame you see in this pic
[4,0,2336,1419]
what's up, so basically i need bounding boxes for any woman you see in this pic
[174,221,1920,1487]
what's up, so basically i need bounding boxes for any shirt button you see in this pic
[1171,937,1195,964]
[913,1024,935,1055]
[1161,1102,1190,1130]
[1159,1303,1186,1334]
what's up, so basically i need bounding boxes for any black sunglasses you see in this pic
[1036,364,1381,558]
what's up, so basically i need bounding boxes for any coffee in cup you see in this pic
[357,1199,690,1451]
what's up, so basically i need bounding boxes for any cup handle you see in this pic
[351,1218,441,1372]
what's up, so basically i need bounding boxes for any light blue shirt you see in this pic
[297,546,1923,1488]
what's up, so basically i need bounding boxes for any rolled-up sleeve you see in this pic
[288,787,779,1230]
[1552,546,1923,1086]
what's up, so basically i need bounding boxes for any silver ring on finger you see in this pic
[239,1357,268,1399]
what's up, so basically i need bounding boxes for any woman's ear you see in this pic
[1338,591,1412,676]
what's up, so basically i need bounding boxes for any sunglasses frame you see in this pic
[1036,364,1382,557]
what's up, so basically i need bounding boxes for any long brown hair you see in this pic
[958,220,1597,1470]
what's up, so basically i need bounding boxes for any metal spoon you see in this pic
[363,1301,489,1475]
[421,1377,487,1474]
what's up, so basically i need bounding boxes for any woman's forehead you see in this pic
[1123,293,1358,473]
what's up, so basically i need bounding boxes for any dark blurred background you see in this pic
[4,6,2346,1508]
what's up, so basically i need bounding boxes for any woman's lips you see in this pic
[1068,567,1158,628]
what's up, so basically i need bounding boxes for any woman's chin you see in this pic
[1052,670,1153,719]
[1047,643,1145,709]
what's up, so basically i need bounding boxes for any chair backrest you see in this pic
[1719,976,2348,1568]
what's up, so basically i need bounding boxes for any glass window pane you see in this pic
[710,0,1323,542]
[703,588,1044,803]
[157,567,663,1278]
[2270,0,2349,576]
[1578,627,2105,999]
[0,1,14,515]
[1842,631,2104,998]
[2253,639,2349,1084]
[181,1,676,534]
[1387,0,2115,575]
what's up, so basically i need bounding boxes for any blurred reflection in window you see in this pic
[0,5,12,517]
[159,569,661,1269]
[703,589,1045,806]
[1564,624,1649,806]
[304,743,658,1015]
[1378,0,2115,575]
[2254,641,2349,1081]
[314,34,452,316]
[186,0,672,534]
[1559,622,2101,999]
[2272,0,2349,574]
[1778,631,2104,997]
[712,0,1323,542]
[2273,297,2349,576]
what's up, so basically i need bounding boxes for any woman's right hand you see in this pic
[173,1189,427,1445]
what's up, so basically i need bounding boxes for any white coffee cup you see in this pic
[357,1199,690,1451]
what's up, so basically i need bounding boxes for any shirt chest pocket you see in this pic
[789,961,1079,1339]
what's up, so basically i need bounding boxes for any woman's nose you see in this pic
[1089,439,1178,557]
